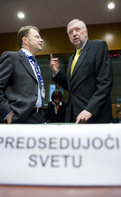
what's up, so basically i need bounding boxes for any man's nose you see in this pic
[73,30,77,36]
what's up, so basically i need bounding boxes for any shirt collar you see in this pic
[52,101,62,106]
[81,39,88,50]
[21,48,33,57]
[76,39,88,51]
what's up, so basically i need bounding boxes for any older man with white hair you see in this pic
[50,19,113,124]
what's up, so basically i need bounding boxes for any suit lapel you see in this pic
[67,54,74,91]
[18,50,37,81]
[69,40,91,80]
[67,53,75,81]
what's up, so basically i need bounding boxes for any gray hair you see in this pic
[67,19,87,34]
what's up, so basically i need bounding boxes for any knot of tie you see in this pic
[76,48,81,55]
[30,56,37,63]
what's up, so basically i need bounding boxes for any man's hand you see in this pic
[50,54,59,74]
[7,112,14,124]
[76,110,93,124]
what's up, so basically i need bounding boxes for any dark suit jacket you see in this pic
[45,101,67,123]
[52,40,113,123]
[0,50,38,123]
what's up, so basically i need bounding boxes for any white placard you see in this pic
[0,124,121,186]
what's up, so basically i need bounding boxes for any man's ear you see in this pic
[22,37,28,45]
[85,29,88,37]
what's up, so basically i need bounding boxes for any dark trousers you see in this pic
[0,110,45,124]
[21,110,45,124]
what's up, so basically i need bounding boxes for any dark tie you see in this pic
[30,56,41,76]
[30,56,45,106]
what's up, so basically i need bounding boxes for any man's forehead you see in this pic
[29,28,38,33]
[68,22,82,30]
[28,28,40,36]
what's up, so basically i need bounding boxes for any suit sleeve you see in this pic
[52,70,68,91]
[85,41,113,116]
[0,52,14,118]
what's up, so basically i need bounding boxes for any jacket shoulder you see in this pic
[0,51,25,62]
[0,51,18,59]
[1,50,23,57]
[90,39,107,46]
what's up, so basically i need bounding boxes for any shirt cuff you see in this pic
[4,111,13,120]
[52,69,60,77]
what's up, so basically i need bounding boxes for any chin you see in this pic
[37,48,42,52]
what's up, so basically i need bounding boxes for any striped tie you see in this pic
[70,49,81,77]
